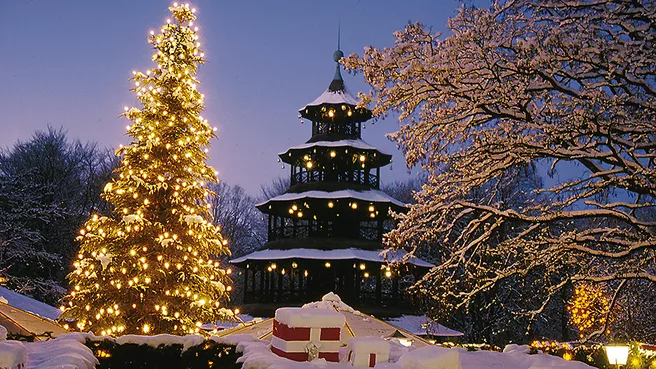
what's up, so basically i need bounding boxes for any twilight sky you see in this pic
[0,1,470,195]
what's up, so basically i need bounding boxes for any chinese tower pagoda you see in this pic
[231,48,432,312]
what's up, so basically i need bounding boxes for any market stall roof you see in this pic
[385,315,464,337]
[0,286,67,339]
[230,247,434,268]
[0,286,61,321]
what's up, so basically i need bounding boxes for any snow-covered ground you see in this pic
[0,334,97,369]
[235,337,595,369]
[0,329,594,369]
[0,290,595,368]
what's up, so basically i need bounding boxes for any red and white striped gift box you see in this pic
[271,307,345,362]
[347,337,391,367]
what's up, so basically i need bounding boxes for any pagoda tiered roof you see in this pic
[256,189,406,214]
[279,138,392,167]
[231,248,434,268]
[299,51,372,124]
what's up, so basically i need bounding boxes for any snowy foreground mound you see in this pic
[236,338,594,369]
[0,331,593,369]
[0,334,98,369]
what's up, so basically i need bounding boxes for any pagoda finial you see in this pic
[330,21,345,91]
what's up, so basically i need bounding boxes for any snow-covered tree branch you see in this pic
[344,0,655,337]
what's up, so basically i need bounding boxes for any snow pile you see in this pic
[184,214,205,226]
[302,292,360,315]
[398,346,460,369]
[121,214,139,223]
[275,307,345,328]
[26,337,98,369]
[231,334,594,369]
[58,332,206,352]
[0,340,27,368]
[0,325,7,340]
[115,333,205,351]
[95,253,113,269]
[210,333,261,347]
[457,345,594,369]
[202,313,260,331]
[0,335,97,369]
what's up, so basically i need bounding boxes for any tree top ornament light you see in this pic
[60,3,234,336]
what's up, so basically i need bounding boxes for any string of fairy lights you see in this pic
[59,3,236,337]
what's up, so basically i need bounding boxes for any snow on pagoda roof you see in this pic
[279,139,391,156]
[300,86,360,111]
[229,248,434,268]
[257,189,406,208]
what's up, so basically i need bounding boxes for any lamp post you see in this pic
[604,340,629,368]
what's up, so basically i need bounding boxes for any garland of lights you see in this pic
[567,283,610,339]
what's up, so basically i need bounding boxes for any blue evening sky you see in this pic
[0,1,472,194]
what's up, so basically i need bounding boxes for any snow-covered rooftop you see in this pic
[230,248,434,268]
[0,286,61,321]
[279,139,391,156]
[257,189,406,208]
[300,87,360,111]
[385,315,464,337]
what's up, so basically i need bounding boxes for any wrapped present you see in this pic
[346,337,390,367]
[271,307,345,362]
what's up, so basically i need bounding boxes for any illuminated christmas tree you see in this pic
[60,3,234,336]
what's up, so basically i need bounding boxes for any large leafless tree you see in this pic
[345,0,655,338]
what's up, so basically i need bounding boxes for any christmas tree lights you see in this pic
[60,3,233,336]
[567,283,610,338]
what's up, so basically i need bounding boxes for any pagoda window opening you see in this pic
[290,166,379,188]
[312,121,361,139]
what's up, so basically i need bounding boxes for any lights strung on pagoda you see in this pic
[325,262,331,268]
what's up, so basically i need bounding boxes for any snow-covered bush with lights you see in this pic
[60,3,234,336]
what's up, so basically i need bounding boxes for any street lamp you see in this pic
[604,343,629,368]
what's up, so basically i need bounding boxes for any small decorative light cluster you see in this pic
[567,283,610,338]
[530,340,574,362]
[59,3,236,336]
[316,105,354,120]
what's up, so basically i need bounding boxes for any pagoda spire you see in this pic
[329,23,345,92]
